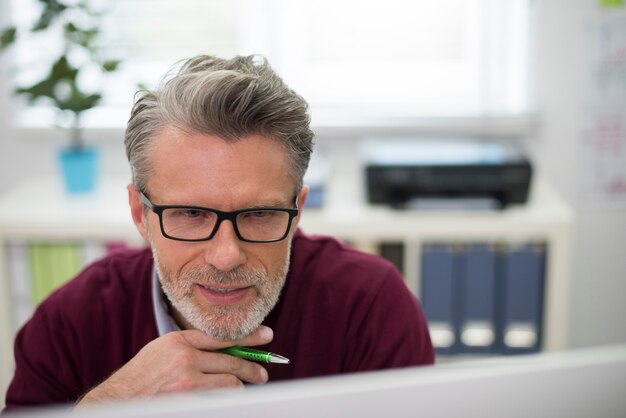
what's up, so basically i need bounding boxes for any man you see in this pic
[4,55,434,411]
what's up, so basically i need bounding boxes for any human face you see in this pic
[128,127,308,340]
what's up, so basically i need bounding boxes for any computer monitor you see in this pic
[27,343,626,418]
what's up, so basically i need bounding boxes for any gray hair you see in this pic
[124,55,315,194]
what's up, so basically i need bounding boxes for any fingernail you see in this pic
[260,326,273,341]
[260,367,269,383]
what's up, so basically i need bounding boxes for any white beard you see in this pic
[148,230,290,340]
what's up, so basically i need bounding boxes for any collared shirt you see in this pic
[151,267,180,335]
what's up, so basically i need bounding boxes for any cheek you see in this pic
[147,223,195,275]
[254,241,291,276]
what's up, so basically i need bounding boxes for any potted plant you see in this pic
[0,0,121,193]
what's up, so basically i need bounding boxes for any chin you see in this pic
[182,301,267,340]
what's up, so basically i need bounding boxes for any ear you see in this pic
[128,184,150,243]
[292,185,309,229]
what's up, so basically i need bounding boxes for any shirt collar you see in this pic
[151,266,181,335]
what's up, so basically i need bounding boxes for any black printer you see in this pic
[364,140,532,209]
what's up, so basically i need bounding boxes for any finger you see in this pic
[179,326,274,351]
[233,326,274,348]
[157,371,246,395]
[195,351,269,384]
[194,373,247,392]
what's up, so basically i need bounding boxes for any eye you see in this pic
[241,210,276,221]
[182,209,201,217]
[250,210,271,218]
[173,209,205,218]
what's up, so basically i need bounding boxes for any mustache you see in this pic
[182,265,266,286]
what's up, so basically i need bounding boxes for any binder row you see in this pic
[5,240,129,330]
[420,243,546,356]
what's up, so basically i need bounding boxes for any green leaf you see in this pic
[15,56,79,104]
[102,60,121,72]
[57,89,102,113]
[33,0,68,31]
[16,79,57,102]
[65,22,78,33]
[0,27,17,50]
[50,56,79,82]
[63,23,99,48]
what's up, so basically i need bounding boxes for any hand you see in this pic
[75,325,274,408]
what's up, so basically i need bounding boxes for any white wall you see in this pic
[530,0,626,348]
[0,0,624,352]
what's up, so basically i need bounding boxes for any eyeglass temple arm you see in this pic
[138,190,154,209]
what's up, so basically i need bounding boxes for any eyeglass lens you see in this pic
[161,208,291,241]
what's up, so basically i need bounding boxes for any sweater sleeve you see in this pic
[3,247,157,413]
[4,300,83,412]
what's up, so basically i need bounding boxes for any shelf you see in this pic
[300,177,572,240]
[0,177,571,242]
[0,177,140,242]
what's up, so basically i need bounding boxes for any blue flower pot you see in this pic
[58,147,100,194]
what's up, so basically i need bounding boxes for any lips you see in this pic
[196,283,253,305]
[204,286,240,293]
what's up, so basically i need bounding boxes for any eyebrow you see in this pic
[244,199,294,208]
[149,195,294,209]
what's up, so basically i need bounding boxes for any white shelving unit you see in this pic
[0,176,573,404]
[301,178,573,354]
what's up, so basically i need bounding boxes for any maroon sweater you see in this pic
[4,230,434,410]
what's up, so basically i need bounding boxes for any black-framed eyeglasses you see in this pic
[139,191,299,243]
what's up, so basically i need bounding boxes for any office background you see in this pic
[0,0,624,370]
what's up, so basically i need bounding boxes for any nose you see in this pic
[203,219,246,272]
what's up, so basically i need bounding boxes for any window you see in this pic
[3,0,534,128]
[267,0,533,122]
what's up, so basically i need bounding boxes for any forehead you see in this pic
[147,127,295,207]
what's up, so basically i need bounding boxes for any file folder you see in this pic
[379,242,404,276]
[29,242,82,306]
[421,244,459,354]
[500,244,546,354]
[459,244,497,353]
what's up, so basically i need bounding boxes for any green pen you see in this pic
[218,346,290,364]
